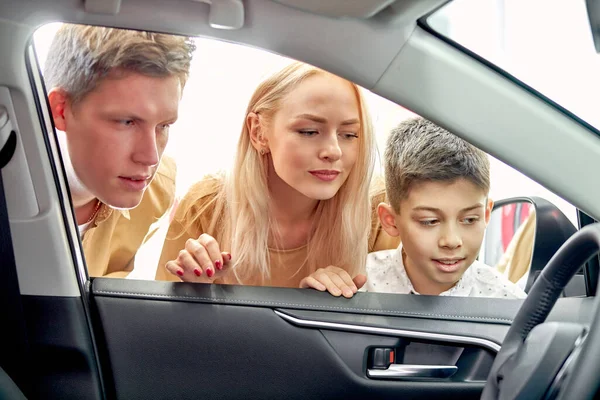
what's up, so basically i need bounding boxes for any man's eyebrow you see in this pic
[294,114,359,126]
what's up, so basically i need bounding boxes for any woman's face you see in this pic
[264,73,361,201]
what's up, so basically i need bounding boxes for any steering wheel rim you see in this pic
[482,223,600,400]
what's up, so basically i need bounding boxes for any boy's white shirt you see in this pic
[366,244,526,298]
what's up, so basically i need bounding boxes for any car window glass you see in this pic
[33,23,579,298]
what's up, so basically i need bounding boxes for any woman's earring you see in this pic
[260,148,266,156]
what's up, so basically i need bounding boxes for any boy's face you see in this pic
[49,71,181,209]
[378,178,493,295]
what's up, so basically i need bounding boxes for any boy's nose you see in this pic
[439,227,462,249]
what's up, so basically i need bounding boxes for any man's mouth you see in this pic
[118,175,152,191]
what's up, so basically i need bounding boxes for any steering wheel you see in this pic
[481,223,600,400]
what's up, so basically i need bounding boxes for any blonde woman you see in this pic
[155,62,399,297]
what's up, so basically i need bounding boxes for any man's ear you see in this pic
[484,198,494,225]
[247,112,269,154]
[377,202,401,238]
[47,88,69,132]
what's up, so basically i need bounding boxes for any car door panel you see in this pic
[90,278,594,399]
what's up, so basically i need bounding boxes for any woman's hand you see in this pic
[164,233,233,282]
[299,266,367,298]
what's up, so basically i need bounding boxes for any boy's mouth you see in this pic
[432,258,466,273]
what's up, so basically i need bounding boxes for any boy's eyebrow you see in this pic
[294,114,359,125]
[412,203,484,213]
[460,203,485,212]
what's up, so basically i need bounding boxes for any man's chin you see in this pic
[102,192,145,210]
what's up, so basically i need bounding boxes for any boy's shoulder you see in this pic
[463,260,527,299]
[365,248,412,294]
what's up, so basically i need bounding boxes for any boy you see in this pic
[366,118,525,298]
[44,24,195,277]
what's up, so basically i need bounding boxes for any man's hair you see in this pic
[384,117,490,212]
[43,24,196,104]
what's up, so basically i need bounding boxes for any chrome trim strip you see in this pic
[274,310,501,353]
[367,364,458,379]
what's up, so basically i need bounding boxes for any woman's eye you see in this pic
[340,132,359,140]
[298,130,318,136]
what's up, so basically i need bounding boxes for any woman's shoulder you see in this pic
[178,174,224,209]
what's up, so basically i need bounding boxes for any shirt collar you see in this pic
[93,203,131,225]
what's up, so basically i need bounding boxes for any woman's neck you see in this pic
[267,167,318,249]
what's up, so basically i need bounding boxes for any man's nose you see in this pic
[132,127,160,167]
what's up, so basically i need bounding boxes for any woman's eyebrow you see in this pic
[294,114,359,126]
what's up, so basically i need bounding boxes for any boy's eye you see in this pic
[419,219,439,226]
[298,130,318,136]
[462,217,480,224]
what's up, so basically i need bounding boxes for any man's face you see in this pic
[388,178,493,295]
[52,72,181,209]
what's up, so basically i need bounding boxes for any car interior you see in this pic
[1,0,600,399]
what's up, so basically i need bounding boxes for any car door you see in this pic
[0,0,598,399]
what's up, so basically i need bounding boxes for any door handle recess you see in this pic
[367,364,458,380]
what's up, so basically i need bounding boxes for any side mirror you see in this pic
[483,197,577,293]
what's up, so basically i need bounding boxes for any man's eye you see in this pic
[419,219,439,226]
[118,119,135,126]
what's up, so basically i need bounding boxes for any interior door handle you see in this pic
[367,364,458,380]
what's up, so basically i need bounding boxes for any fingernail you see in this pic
[228,253,232,261]
[333,288,341,296]
[176,269,184,277]
[206,268,214,278]
[215,260,222,270]
[343,289,353,297]
[194,268,202,277]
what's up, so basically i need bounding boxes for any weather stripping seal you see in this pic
[275,309,501,353]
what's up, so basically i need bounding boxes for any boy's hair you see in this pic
[384,117,490,213]
[43,24,196,104]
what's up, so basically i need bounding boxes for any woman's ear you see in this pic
[247,112,269,154]
[378,203,401,237]
[47,88,70,132]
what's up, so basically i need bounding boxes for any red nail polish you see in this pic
[215,260,222,270]
[194,268,202,277]
[206,268,214,278]
[176,269,184,277]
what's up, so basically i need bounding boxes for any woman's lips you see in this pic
[309,170,340,182]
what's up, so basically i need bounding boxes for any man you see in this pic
[44,24,195,277]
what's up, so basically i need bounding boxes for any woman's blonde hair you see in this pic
[184,61,375,284]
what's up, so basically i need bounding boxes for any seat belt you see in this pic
[0,127,30,391]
